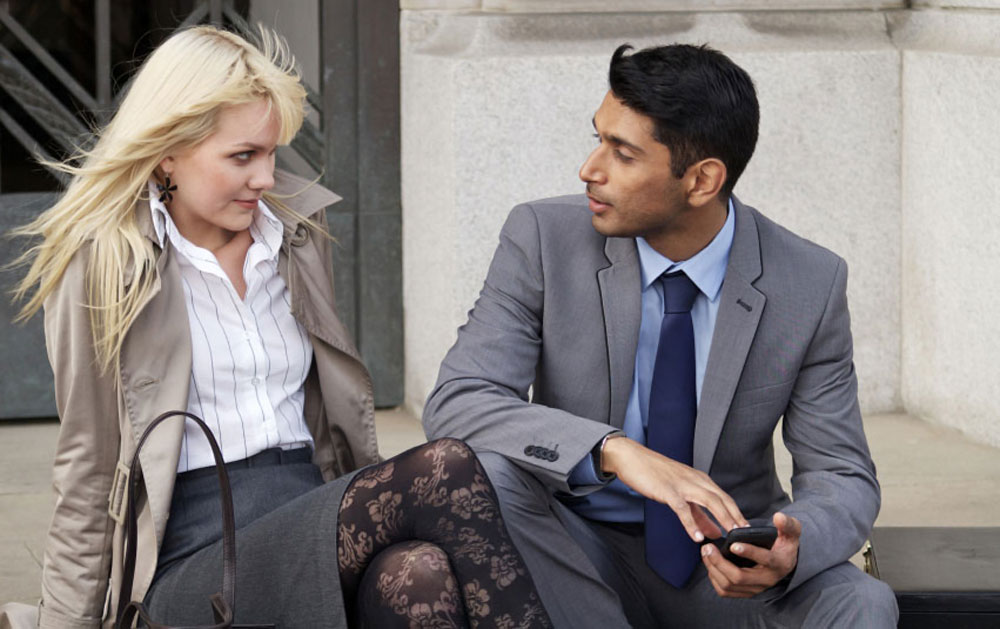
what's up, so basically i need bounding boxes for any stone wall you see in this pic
[400,1,1000,446]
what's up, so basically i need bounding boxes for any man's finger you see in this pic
[666,496,705,542]
[688,485,749,533]
[773,512,802,540]
[702,549,760,598]
[729,542,772,567]
[691,505,724,539]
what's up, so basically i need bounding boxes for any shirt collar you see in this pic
[147,180,284,258]
[635,197,735,303]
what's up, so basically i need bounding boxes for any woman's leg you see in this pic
[356,541,468,628]
[338,438,551,628]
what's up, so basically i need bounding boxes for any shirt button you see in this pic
[251,378,261,386]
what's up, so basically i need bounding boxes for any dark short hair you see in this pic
[608,43,759,196]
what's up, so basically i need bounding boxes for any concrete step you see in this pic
[2,412,998,603]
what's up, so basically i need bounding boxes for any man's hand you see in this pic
[701,511,801,598]
[601,437,748,542]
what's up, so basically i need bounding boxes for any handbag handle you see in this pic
[115,411,236,629]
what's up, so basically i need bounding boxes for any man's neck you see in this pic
[645,198,729,262]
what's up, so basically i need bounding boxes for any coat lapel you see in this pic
[269,171,363,363]
[598,237,642,429]
[693,199,765,472]
[119,236,191,543]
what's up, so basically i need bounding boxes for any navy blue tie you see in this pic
[645,271,700,588]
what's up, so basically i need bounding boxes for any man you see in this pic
[423,43,897,628]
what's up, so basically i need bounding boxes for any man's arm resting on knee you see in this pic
[422,203,618,495]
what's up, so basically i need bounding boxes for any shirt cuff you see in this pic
[567,430,623,487]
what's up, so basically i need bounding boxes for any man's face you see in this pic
[580,91,691,244]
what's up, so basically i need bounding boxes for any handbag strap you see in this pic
[115,411,236,628]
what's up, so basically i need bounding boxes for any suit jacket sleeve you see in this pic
[423,204,616,494]
[38,249,120,629]
[779,258,880,592]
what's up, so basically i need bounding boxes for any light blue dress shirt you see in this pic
[567,199,736,522]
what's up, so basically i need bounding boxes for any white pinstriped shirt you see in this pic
[149,184,314,473]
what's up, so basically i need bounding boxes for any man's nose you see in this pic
[579,148,605,185]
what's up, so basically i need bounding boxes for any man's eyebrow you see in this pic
[591,117,645,155]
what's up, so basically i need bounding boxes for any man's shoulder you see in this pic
[512,194,591,221]
[504,194,603,244]
[738,199,845,273]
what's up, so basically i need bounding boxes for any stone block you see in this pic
[899,11,1000,447]
[402,10,903,417]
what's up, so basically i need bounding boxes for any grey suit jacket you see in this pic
[423,194,880,594]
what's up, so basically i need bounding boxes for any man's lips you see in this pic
[587,193,611,213]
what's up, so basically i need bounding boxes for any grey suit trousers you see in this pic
[477,452,898,629]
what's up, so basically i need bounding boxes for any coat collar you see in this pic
[136,169,342,245]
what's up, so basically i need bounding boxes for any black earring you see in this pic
[156,176,177,203]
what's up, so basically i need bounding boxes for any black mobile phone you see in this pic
[706,525,778,568]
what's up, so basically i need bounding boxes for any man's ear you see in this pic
[685,158,727,208]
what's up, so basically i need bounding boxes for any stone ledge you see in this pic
[5,413,997,602]
[401,1,904,12]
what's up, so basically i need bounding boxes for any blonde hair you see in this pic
[11,24,309,373]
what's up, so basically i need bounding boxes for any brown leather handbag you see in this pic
[115,410,272,629]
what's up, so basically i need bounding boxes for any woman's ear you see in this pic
[157,156,175,178]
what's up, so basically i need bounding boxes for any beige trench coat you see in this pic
[1,171,378,629]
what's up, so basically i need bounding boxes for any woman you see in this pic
[7,25,550,629]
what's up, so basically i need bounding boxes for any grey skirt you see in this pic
[145,447,359,628]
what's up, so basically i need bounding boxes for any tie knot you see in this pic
[660,272,699,314]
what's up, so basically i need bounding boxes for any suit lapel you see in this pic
[693,199,765,472]
[598,237,642,429]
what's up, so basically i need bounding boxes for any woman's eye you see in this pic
[233,151,253,161]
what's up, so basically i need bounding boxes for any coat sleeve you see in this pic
[422,204,616,494]
[779,258,880,592]
[37,251,121,629]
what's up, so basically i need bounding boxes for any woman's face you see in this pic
[159,99,280,251]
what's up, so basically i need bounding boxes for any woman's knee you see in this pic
[403,438,481,479]
[357,541,461,616]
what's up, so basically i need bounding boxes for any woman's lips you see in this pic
[234,199,258,209]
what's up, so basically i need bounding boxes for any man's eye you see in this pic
[614,150,634,163]
[592,133,601,143]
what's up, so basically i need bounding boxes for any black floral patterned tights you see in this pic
[338,438,552,629]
